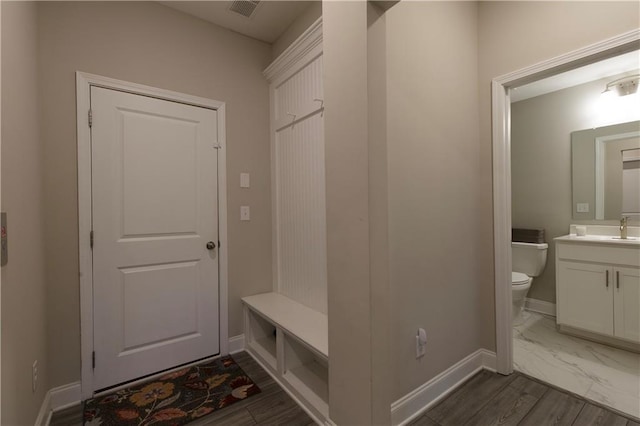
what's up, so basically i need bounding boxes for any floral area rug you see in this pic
[83,355,260,425]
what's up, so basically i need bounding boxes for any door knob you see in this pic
[206,241,216,250]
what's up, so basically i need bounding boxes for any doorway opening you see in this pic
[492,30,640,418]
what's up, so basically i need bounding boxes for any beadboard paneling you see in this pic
[274,109,327,314]
[274,55,323,124]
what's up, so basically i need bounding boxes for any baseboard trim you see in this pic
[525,298,556,317]
[51,382,82,412]
[34,391,52,426]
[228,334,245,354]
[391,349,497,426]
[34,381,82,426]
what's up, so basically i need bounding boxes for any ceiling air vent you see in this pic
[229,0,261,18]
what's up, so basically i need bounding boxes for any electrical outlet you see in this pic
[32,360,38,392]
[577,203,589,213]
[240,206,250,221]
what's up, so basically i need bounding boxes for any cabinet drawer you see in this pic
[557,243,640,266]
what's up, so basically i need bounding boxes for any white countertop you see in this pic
[555,234,640,247]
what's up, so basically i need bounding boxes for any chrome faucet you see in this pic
[620,216,628,239]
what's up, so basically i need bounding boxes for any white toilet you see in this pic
[512,241,548,323]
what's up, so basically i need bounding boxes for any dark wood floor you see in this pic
[50,351,314,426]
[411,369,640,426]
[51,355,639,426]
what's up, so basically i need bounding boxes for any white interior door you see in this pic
[91,86,219,391]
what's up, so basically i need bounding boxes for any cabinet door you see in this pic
[614,267,640,343]
[557,261,614,335]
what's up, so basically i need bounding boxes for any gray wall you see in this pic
[1,2,49,424]
[385,1,485,401]
[512,79,640,303]
[37,1,273,388]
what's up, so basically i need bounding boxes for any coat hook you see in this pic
[314,99,324,117]
[287,112,296,128]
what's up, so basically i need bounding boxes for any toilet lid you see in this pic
[512,272,530,285]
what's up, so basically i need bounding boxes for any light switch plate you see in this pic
[240,173,250,188]
[240,206,250,221]
[577,203,589,213]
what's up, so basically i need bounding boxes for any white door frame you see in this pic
[76,72,228,399]
[492,30,640,375]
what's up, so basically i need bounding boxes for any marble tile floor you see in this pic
[513,311,640,420]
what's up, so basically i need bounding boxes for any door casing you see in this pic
[76,72,228,399]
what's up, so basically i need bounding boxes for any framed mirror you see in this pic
[572,120,640,220]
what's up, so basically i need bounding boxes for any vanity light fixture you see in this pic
[602,74,639,97]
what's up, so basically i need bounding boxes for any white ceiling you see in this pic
[511,50,640,102]
[160,1,314,44]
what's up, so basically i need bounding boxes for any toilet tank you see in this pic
[512,242,548,277]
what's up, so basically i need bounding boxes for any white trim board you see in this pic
[76,72,229,400]
[264,17,322,83]
[228,334,246,354]
[34,391,52,426]
[525,298,557,317]
[491,29,640,376]
[34,382,82,426]
[390,349,497,426]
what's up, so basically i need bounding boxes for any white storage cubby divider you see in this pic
[242,292,328,424]
[245,309,278,371]
[283,335,329,418]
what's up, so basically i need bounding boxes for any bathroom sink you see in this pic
[611,236,638,240]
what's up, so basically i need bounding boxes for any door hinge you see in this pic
[90,230,94,248]
[88,109,93,128]
[92,351,96,369]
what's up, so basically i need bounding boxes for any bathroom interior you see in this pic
[509,49,640,419]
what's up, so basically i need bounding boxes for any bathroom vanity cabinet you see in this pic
[555,236,640,348]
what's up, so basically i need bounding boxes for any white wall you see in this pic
[37,1,273,388]
[1,2,49,423]
[323,2,375,423]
